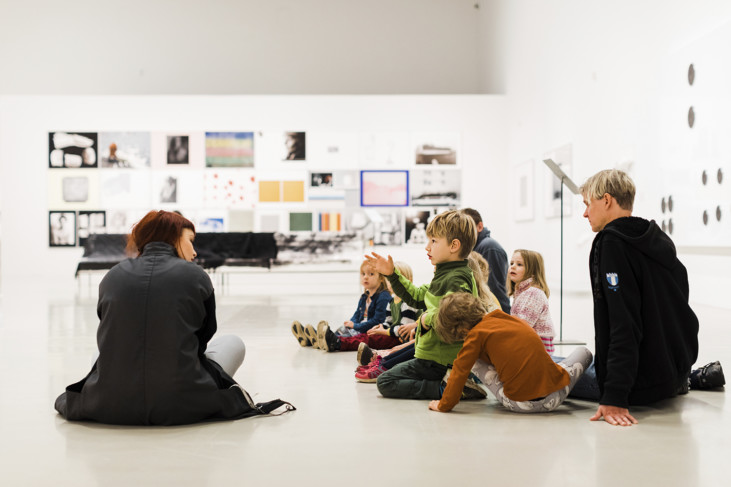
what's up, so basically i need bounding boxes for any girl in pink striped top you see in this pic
[507,249,555,354]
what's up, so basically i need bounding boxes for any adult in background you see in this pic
[462,208,511,313]
[55,210,291,425]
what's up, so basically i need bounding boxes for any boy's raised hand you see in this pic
[365,252,395,276]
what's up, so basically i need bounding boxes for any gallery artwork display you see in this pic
[413,132,459,166]
[205,132,254,168]
[48,129,463,248]
[49,211,77,246]
[49,132,98,169]
[360,170,409,207]
[77,211,106,246]
[410,169,460,207]
[98,132,151,169]
[513,160,535,222]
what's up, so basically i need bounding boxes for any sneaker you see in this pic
[304,324,319,349]
[355,355,382,373]
[441,369,487,400]
[357,342,375,366]
[690,361,726,389]
[317,320,339,352]
[355,365,386,383]
[291,320,311,347]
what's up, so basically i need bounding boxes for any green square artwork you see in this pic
[289,212,313,231]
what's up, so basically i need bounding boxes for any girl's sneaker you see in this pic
[355,355,382,373]
[355,364,387,383]
[291,320,311,347]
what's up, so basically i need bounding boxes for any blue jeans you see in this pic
[552,355,600,401]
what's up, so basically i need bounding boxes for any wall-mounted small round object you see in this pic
[688,106,695,128]
[668,195,673,212]
[702,170,708,185]
[688,64,695,85]
[716,206,722,222]
[703,210,708,225]
[661,197,666,213]
[668,219,674,235]
[718,168,723,184]
[662,220,667,232]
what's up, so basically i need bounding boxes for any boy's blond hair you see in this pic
[360,260,388,294]
[426,210,477,260]
[467,251,500,312]
[506,249,550,298]
[393,261,413,282]
[579,169,636,211]
[435,292,486,344]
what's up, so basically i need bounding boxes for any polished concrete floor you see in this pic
[0,276,727,487]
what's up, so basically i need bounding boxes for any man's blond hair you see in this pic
[579,169,635,211]
[426,210,477,259]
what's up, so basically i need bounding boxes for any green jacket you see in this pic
[387,260,477,366]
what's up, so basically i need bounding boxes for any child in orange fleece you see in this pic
[429,292,592,413]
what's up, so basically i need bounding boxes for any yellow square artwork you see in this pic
[282,181,305,202]
[259,181,281,202]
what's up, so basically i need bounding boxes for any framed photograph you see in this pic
[167,135,190,165]
[98,132,151,168]
[49,211,77,247]
[205,132,254,168]
[404,208,433,245]
[514,160,535,221]
[77,211,106,247]
[49,132,98,169]
[283,132,306,161]
[410,169,460,207]
[360,170,409,207]
[413,132,459,166]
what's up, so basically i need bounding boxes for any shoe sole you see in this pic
[357,342,371,365]
[317,320,330,351]
[355,376,379,383]
[291,321,311,347]
[304,325,319,349]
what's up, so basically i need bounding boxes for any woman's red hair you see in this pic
[126,210,195,257]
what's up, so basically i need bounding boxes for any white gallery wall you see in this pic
[0,95,508,284]
[485,0,731,308]
[0,0,485,95]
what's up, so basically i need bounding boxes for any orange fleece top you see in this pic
[438,309,570,411]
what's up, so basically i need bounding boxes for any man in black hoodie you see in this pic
[581,169,699,426]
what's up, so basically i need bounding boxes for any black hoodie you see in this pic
[589,216,698,408]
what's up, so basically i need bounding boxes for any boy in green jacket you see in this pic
[366,210,483,400]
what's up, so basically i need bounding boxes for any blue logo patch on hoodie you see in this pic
[606,273,619,291]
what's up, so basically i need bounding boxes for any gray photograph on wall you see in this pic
[410,169,461,207]
[62,176,89,203]
[78,211,106,246]
[49,211,76,247]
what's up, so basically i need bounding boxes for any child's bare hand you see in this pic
[343,321,354,328]
[398,322,417,340]
[364,252,395,276]
[428,400,444,412]
[367,325,387,336]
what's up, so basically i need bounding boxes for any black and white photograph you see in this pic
[48,132,98,169]
[413,132,459,165]
[98,132,151,168]
[77,211,106,247]
[167,135,190,165]
[160,176,178,203]
[403,208,433,245]
[283,132,306,160]
[310,172,333,187]
[61,176,89,203]
[410,169,461,207]
[48,211,76,247]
